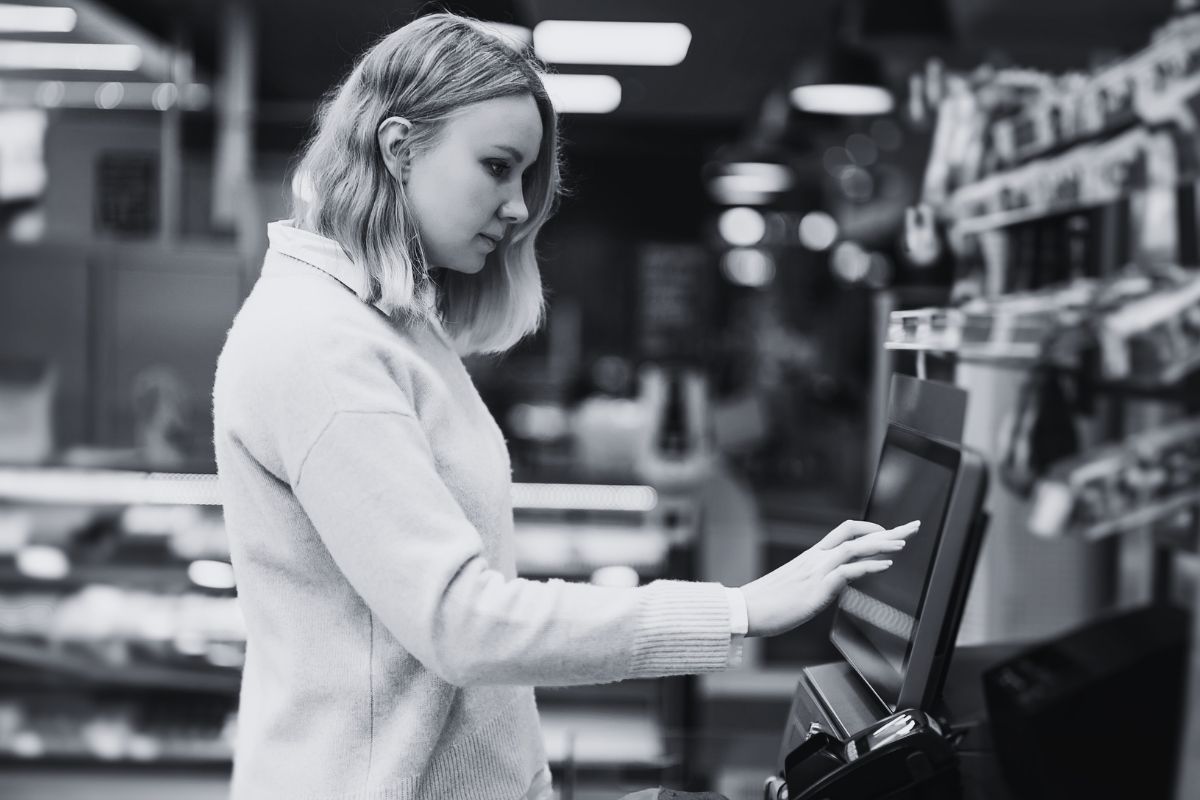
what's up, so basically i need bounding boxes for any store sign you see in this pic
[95,150,157,235]
[636,243,711,362]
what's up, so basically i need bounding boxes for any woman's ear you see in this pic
[378,116,414,184]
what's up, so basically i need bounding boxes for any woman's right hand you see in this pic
[739,520,920,638]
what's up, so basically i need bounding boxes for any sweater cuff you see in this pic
[725,587,748,668]
[629,580,735,678]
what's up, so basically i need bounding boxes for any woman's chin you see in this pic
[437,257,486,276]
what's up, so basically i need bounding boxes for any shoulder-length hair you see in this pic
[291,12,561,355]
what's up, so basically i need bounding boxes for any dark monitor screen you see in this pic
[832,423,960,710]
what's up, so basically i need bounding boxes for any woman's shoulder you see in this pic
[217,276,434,418]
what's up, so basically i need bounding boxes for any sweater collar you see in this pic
[267,219,380,310]
[266,219,455,347]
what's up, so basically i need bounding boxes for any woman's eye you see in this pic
[487,160,510,178]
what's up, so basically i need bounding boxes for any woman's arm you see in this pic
[294,408,732,687]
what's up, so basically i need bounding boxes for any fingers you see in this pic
[817,520,884,550]
[833,559,894,583]
[833,520,921,560]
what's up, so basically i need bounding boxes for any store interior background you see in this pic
[1,0,1199,798]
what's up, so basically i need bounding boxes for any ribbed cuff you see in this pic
[629,580,735,678]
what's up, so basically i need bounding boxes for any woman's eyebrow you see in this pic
[493,145,529,164]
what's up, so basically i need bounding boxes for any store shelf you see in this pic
[0,559,223,593]
[1030,485,1200,543]
[514,521,672,577]
[539,707,666,767]
[883,273,1196,380]
[0,469,222,507]
[884,305,1066,366]
[699,668,806,700]
[0,638,240,695]
[0,467,659,512]
[0,706,666,774]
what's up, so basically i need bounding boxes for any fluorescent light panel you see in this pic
[534,20,691,66]
[790,84,894,116]
[0,3,75,33]
[0,42,142,71]
[724,162,794,191]
[707,183,776,207]
[539,73,621,114]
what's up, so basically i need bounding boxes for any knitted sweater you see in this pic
[212,221,743,800]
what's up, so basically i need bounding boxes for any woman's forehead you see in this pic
[446,95,542,158]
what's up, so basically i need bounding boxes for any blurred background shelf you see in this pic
[0,638,241,694]
[0,466,660,513]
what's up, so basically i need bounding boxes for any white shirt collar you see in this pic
[267,219,375,304]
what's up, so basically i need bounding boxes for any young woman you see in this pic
[212,12,917,800]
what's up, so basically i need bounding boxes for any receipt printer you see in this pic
[764,709,960,800]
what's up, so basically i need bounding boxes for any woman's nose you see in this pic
[499,191,529,225]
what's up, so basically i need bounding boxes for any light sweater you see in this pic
[212,220,747,800]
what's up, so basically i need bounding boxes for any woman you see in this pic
[212,12,917,800]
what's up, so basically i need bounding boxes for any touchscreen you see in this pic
[835,425,958,690]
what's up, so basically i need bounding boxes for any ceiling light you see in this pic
[707,183,776,207]
[0,3,75,33]
[832,241,871,283]
[799,211,839,251]
[791,84,894,116]
[718,207,766,247]
[0,42,143,71]
[720,162,794,194]
[709,175,782,198]
[539,73,621,114]
[534,21,691,66]
[789,38,894,116]
[721,249,775,288]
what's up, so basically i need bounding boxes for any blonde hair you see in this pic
[291,12,561,355]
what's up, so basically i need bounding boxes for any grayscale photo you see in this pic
[0,1,1197,798]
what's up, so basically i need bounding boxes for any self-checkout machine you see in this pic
[763,375,1019,800]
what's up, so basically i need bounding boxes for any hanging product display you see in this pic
[1099,272,1200,383]
[1028,417,1200,539]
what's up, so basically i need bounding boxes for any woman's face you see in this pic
[405,93,543,274]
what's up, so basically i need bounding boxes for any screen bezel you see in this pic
[830,422,972,713]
